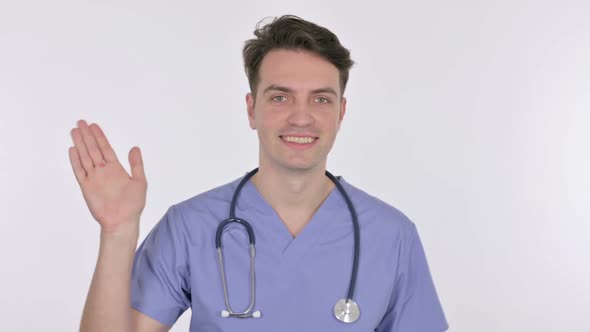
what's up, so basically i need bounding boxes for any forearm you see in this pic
[80,223,139,332]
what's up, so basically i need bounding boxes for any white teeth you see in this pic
[282,136,316,144]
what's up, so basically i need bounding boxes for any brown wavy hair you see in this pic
[243,15,354,98]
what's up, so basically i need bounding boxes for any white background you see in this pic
[1,0,589,331]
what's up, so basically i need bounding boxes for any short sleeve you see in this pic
[130,205,191,326]
[377,223,449,332]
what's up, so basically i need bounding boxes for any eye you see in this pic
[315,96,331,104]
[272,95,287,102]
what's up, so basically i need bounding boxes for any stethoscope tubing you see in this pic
[215,168,360,321]
[324,170,360,302]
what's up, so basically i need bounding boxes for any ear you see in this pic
[246,92,256,130]
[337,97,347,128]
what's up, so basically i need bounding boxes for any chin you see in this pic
[260,150,326,172]
[280,160,324,173]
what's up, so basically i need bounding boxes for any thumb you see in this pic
[128,146,146,181]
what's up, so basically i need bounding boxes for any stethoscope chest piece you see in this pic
[333,298,360,323]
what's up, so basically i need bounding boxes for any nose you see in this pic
[286,101,314,127]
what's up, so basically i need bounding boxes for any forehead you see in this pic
[257,49,340,93]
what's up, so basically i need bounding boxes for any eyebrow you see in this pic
[262,84,338,97]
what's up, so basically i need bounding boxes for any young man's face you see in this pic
[246,49,347,173]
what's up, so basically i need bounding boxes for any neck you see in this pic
[251,163,334,209]
[250,162,335,236]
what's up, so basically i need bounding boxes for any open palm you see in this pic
[68,120,147,233]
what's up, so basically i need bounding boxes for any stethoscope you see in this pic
[215,168,361,323]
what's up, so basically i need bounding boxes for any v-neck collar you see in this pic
[238,174,349,262]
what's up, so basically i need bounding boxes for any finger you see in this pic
[78,120,105,167]
[129,146,146,181]
[70,127,94,173]
[68,146,87,183]
[89,123,119,163]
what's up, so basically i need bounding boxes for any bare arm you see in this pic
[69,120,169,332]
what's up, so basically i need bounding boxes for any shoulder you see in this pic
[153,176,243,241]
[174,177,240,212]
[172,176,251,213]
[339,177,417,237]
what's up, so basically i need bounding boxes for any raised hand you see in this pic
[68,120,147,235]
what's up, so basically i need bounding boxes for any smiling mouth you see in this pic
[280,135,318,144]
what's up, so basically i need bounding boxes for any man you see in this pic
[70,15,448,331]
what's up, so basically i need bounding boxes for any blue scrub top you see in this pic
[131,174,448,331]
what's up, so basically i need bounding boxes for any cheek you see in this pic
[250,117,260,132]
[321,112,341,129]
[256,113,280,136]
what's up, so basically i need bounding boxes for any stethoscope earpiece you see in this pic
[220,310,261,318]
